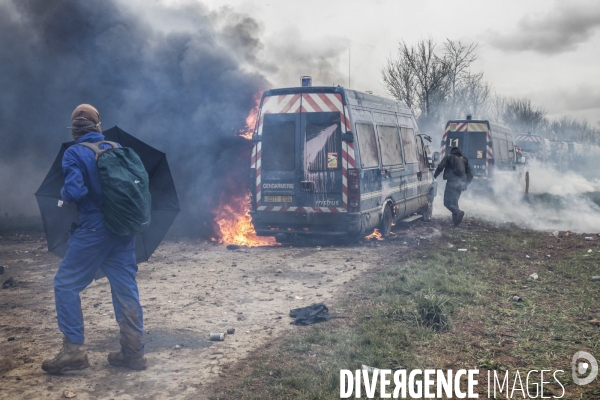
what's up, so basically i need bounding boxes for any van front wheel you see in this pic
[380,205,393,237]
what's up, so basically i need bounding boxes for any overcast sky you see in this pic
[164,0,599,124]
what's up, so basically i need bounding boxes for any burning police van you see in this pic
[441,116,525,184]
[249,86,437,242]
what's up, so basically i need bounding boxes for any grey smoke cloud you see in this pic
[0,0,349,237]
[263,26,349,87]
[0,0,268,236]
[487,2,600,54]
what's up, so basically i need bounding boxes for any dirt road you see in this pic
[0,221,441,399]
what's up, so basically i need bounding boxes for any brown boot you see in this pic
[41,336,90,374]
[454,210,465,226]
[108,350,147,370]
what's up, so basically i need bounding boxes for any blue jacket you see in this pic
[61,132,117,218]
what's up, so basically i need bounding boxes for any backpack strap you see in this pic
[78,141,119,155]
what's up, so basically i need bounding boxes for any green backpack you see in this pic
[79,141,151,236]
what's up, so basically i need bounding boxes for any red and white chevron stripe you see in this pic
[516,135,543,143]
[300,93,344,113]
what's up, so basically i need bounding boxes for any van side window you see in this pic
[355,123,379,169]
[262,117,296,171]
[400,127,418,164]
[376,125,403,166]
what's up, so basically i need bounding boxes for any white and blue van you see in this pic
[249,86,437,241]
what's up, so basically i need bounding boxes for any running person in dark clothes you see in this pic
[434,146,473,226]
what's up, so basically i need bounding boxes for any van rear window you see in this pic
[306,123,340,171]
[356,123,379,169]
[262,117,295,171]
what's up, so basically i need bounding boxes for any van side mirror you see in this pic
[440,140,445,147]
[342,131,354,142]
[433,152,441,162]
[252,132,261,143]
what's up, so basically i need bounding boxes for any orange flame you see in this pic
[238,93,261,140]
[213,92,276,247]
[214,195,276,247]
[365,228,383,241]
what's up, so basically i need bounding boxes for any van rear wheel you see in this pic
[380,205,393,237]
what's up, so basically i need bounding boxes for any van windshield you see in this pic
[262,116,295,171]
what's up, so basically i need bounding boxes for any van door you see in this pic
[300,111,343,210]
[466,131,487,178]
[354,120,382,213]
[400,126,422,215]
[375,123,405,217]
[259,112,300,208]
[416,135,430,200]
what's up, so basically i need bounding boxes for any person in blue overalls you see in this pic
[42,104,146,373]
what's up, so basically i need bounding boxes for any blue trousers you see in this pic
[54,214,144,356]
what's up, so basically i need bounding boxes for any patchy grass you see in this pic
[209,222,600,399]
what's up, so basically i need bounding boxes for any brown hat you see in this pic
[69,104,101,141]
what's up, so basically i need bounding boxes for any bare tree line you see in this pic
[381,38,600,144]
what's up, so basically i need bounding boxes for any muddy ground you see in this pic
[0,220,444,400]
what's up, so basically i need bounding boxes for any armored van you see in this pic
[441,116,522,182]
[249,86,437,241]
[515,133,551,163]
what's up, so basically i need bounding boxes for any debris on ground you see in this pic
[457,248,467,252]
[527,273,538,281]
[592,276,600,281]
[585,237,593,241]
[226,328,235,334]
[289,303,330,326]
[512,296,523,302]
[226,244,240,251]
[0,265,4,274]
[63,390,76,398]
[209,333,225,341]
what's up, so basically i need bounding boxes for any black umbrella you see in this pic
[35,126,180,263]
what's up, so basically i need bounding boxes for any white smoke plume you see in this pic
[433,163,600,232]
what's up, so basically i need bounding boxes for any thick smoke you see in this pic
[433,164,600,232]
[487,1,600,54]
[0,0,270,236]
